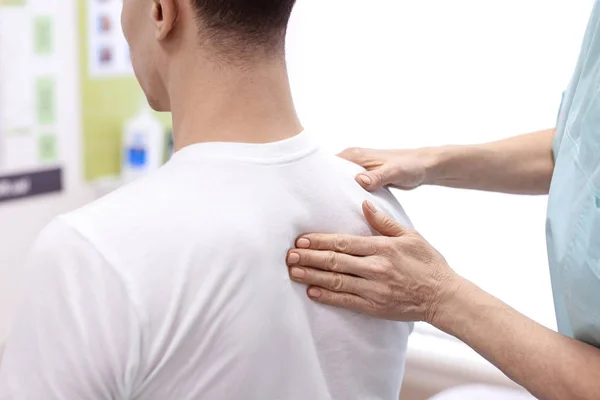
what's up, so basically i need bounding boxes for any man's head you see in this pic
[122,0,297,111]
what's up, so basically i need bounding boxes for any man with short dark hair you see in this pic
[0,1,412,398]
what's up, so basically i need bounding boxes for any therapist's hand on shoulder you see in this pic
[338,147,438,192]
[287,200,459,323]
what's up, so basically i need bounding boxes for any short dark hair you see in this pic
[191,0,297,54]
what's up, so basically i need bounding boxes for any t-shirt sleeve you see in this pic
[0,218,141,400]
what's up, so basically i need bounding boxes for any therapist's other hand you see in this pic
[287,201,459,323]
[338,147,438,191]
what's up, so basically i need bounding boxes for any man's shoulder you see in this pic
[58,169,224,268]
[56,174,179,257]
[32,216,90,256]
[318,152,414,229]
[27,217,110,281]
[63,178,154,232]
[64,166,194,231]
[326,152,368,176]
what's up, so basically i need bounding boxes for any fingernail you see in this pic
[358,175,372,186]
[297,238,310,249]
[290,267,305,279]
[287,252,300,265]
[308,288,322,298]
[365,201,378,213]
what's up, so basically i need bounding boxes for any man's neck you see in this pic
[169,57,303,151]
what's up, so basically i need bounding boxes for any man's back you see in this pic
[0,132,412,399]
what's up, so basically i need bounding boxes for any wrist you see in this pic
[422,145,460,186]
[426,273,472,331]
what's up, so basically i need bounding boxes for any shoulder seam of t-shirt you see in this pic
[55,215,144,308]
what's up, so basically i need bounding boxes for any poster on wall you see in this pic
[86,0,132,78]
[80,0,171,181]
[0,0,63,203]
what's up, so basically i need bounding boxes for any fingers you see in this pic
[305,287,377,316]
[287,248,370,277]
[362,201,406,237]
[288,265,372,296]
[338,148,388,191]
[295,233,378,256]
[337,147,368,164]
[355,170,389,191]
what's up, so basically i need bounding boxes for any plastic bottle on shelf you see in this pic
[121,105,165,183]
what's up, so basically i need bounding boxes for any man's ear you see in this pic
[152,0,177,40]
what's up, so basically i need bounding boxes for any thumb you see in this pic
[356,168,390,192]
[362,201,406,237]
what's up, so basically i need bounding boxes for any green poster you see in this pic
[78,0,171,180]
[35,78,55,125]
[38,134,58,162]
[34,16,53,55]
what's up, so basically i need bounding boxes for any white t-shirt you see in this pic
[0,132,413,400]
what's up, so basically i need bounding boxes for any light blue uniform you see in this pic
[547,0,600,346]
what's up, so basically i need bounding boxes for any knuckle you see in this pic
[378,286,394,305]
[365,241,378,256]
[341,295,355,308]
[377,258,394,276]
[382,216,400,232]
[330,273,345,291]
[370,262,387,278]
[327,251,339,271]
[334,237,349,253]
[382,240,396,254]
[375,237,395,254]
[366,300,379,313]
[371,170,384,184]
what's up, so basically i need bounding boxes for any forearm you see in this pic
[427,129,555,194]
[433,277,600,400]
